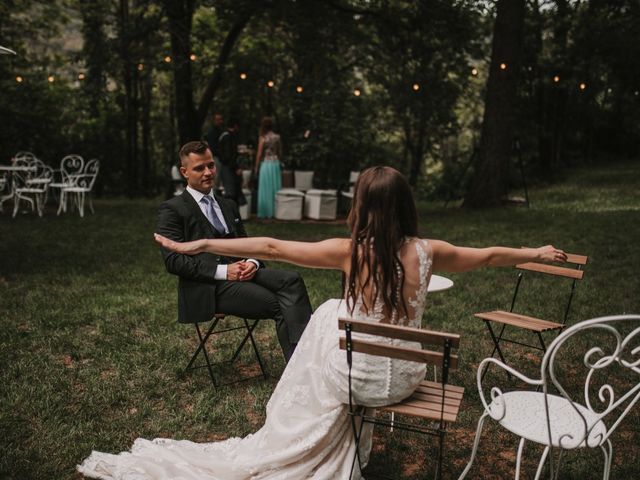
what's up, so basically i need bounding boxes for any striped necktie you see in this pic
[201,195,226,234]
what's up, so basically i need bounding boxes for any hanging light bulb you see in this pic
[296,85,303,93]
[189,53,197,61]
[47,75,55,83]
[553,75,560,83]
[499,62,507,70]
[78,72,86,80]
[164,55,172,63]
[471,67,478,76]
[579,82,587,91]
[16,75,23,83]
[267,80,275,88]
[137,63,145,71]
[353,88,361,97]
[412,83,420,91]
[239,72,247,80]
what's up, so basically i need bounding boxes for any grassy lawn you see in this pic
[1,159,638,479]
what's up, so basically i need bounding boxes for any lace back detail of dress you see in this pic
[353,238,433,328]
[262,131,280,158]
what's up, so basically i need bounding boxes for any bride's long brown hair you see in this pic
[346,166,418,320]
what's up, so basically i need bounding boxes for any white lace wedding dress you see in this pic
[78,239,433,480]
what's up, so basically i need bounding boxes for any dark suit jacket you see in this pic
[156,190,252,323]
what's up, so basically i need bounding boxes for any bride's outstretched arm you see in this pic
[429,240,567,273]
[154,233,351,270]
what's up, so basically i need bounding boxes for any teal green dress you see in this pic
[257,132,282,218]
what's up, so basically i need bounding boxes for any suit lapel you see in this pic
[214,193,238,237]
[181,190,218,237]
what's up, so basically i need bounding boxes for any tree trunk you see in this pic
[464,0,526,207]
[163,0,199,143]
[119,0,139,196]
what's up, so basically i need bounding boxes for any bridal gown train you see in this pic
[78,239,433,480]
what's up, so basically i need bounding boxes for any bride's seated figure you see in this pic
[78,166,566,479]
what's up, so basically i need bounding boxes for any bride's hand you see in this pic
[154,233,208,255]
[536,245,567,263]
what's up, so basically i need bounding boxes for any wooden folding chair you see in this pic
[339,317,464,480]
[186,314,267,388]
[475,252,587,379]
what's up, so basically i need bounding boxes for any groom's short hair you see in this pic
[179,141,209,165]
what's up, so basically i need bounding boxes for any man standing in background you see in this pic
[217,117,246,206]
[204,112,225,190]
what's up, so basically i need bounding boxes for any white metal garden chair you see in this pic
[459,314,640,480]
[50,154,84,202]
[12,164,53,217]
[58,158,99,217]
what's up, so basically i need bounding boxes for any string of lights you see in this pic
[8,59,639,97]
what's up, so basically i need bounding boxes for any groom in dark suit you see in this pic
[156,141,312,361]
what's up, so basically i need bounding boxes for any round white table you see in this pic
[427,274,454,293]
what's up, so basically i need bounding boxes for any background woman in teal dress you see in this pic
[255,117,282,218]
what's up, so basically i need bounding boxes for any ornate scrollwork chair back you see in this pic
[459,314,640,480]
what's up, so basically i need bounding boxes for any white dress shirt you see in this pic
[186,186,259,280]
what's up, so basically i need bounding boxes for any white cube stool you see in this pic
[294,170,314,192]
[275,188,305,220]
[239,188,252,220]
[304,189,338,220]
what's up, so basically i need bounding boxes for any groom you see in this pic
[156,141,312,361]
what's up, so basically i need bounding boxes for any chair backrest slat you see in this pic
[338,317,460,348]
[515,262,584,279]
[338,337,459,368]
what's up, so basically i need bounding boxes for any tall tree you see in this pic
[161,0,256,143]
[464,0,526,207]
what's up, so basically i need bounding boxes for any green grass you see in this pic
[1,159,639,479]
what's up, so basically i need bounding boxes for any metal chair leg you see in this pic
[533,445,550,480]
[482,321,511,381]
[458,412,489,479]
[515,437,526,480]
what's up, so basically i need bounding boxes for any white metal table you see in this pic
[427,274,454,293]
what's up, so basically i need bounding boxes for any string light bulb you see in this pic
[47,75,55,83]
[579,82,587,91]
[412,83,420,91]
[16,75,23,83]
[164,55,172,63]
[499,63,507,70]
[553,75,560,83]
[78,72,85,80]
[471,67,478,76]
[137,63,145,71]
[296,85,303,93]
[239,72,247,80]
[189,53,197,61]
[353,88,361,97]
[267,80,275,88]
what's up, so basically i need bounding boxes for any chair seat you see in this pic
[489,391,607,449]
[475,310,563,332]
[49,182,74,189]
[381,380,464,423]
[16,188,46,194]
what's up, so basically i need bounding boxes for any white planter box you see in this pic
[304,189,338,220]
[275,188,305,220]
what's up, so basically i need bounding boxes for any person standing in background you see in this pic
[217,117,246,206]
[255,116,282,218]
[204,112,224,189]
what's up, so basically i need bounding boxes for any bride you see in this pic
[78,166,566,479]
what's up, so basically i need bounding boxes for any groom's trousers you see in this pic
[214,268,312,361]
